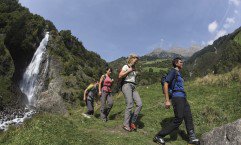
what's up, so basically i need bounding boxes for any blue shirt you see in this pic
[165,68,186,98]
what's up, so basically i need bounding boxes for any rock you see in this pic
[37,91,67,115]
[35,55,68,115]
[200,119,241,145]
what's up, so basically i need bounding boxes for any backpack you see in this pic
[117,68,125,91]
[161,68,178,98]
[117,65,130,91]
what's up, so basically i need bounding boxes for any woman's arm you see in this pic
[98,75,104,96]
[83,89,88,101]
[118,67,133,79]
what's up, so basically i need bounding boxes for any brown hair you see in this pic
[127,54,139,64]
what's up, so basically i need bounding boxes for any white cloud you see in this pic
[229,0,241,6]
[208,40,214,45]
[207,29,227,45]
[223,17,236,28]
[208,21,218,33]
[207,2,240,46]
[226,17,235,24]
[215,29,227,39]
[224,24,230,29]
[159,39,164,47]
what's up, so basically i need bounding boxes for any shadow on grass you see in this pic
[94,109,124,120]
[109,111,123,120]
[137,114,145,129]
[159,117,189,142]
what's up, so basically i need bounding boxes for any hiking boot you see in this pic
[188,130,200,145]
[122,126,131,132]
[130,123,137,131]
[82,113,91,118]
[153,136,165,145]
[188,139,200,145]
[86,110,94,115]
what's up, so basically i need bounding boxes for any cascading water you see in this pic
[20,32,49,106]
[0,32,49,131]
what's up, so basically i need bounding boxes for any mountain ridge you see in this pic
[185,26,241,78]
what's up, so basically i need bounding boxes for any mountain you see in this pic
[168,44,203,57]
[0,0,107,111]
[185,27,241,78]
[143,48,183,61]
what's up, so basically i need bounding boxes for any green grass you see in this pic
[142,59,165,65]
[0,80,241,145]
[234,31,241,45]
[140,59,169,73]
[142,67,161,73]
[142,66,168,72]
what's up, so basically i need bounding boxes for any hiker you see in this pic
[153,57,199,145]
[98,67,114,122]
[118,54,142,132]
[83,81,99,116]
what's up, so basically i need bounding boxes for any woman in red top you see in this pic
[98,67,114,122]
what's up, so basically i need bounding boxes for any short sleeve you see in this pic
[165,69,176,84]
[122,65,129,72]
[86,84,94,91]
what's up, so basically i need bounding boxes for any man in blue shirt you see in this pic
[153,57,199,145]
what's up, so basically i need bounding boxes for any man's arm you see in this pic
[163,69,176,109]
[164,82,171,109]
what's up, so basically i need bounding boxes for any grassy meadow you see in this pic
[0,68,241,145]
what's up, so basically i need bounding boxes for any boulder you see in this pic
[200,119,241,145]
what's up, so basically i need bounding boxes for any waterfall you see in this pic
[0,32,49,131]
[20,32,49,106]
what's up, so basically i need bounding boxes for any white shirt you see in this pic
[122,65,136,83]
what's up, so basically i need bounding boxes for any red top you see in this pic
[102,75,112,92]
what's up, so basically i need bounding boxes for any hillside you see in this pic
[0,68,240,145]
[0,0,107,109]
[185,27,241,78]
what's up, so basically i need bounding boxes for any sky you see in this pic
[19,0,241,62]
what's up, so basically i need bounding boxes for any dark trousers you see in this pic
[157,97,194,137]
